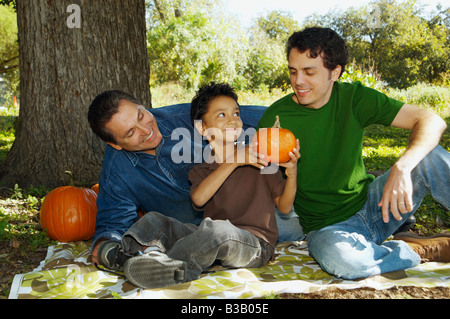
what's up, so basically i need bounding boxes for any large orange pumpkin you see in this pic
[252,115,296,163]
[40,186,98,242]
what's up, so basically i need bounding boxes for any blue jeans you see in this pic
[306,146,450,280]
[276,208,305,242]
[122,211,273,281]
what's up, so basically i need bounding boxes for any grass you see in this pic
[150,81,289,108]
[0,190,54,250]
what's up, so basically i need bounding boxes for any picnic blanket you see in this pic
[9,240,450,299]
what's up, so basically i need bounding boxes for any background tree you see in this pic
[304,0,449,88]
[0,0,151,189]
[245,11,299,90]
[256,10,299,42]
[147,1,300,91]
[147,0,249,90]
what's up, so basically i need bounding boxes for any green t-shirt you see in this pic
[257,82,404,234]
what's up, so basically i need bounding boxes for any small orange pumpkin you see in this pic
[252,115,296,163]
[40,186,98,242]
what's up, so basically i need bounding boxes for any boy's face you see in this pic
[196,95,243,145]
[288,48,341,109]
[105,99,162,155]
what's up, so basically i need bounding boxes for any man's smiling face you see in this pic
[288,48,341,110]
[105,100,162,155]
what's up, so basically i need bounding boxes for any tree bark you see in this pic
[0,0,151,189]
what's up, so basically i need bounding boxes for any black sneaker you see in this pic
[124,251,187,289]
[97,240,130,271]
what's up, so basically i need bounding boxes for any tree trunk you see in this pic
[0,0,151,189]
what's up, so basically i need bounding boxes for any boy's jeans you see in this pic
[122,211,272,281]
[306,146,450,280]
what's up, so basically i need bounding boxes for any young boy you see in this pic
[122,82,300,289]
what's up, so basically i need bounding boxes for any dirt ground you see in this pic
[0,241,47,298]
[280,286,449,299]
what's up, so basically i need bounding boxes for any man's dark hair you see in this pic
[286,27,348,77]
[190,82,239,124]
[88,90,141,144]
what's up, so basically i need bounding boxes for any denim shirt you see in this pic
[93,103,266,247]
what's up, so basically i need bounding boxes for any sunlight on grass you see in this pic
[150,82,289,108]
[362,124,409,171]
[0,108,18,161]
[0,133,14,161]
[363,146,406,171]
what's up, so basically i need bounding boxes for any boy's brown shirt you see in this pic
[189,163,286,247]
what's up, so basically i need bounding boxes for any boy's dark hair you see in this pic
[88,90,141,144]
[190,82,239,124]
[286,27,348,78]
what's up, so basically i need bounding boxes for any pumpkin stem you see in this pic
[65,171,75,186]
[272,115,281,128]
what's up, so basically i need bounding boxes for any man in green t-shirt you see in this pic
[258,27,450,279]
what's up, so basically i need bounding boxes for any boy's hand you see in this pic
[274,139,300,214]
[278,139,300,177]
[228,143,268,169]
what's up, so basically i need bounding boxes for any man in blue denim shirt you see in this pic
[88,90,303,267]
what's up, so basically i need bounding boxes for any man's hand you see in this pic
[379,103,446,223]
[378,164,413,223]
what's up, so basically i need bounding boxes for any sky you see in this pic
[224,0,448,28]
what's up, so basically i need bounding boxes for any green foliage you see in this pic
[147,0,249,90]
[305,0,450,89]
[340,64,383,90]
[244,11,298,91]
[384,83,450,116]
[146,0,449,91]
[0,105,16,162]
[146,0,298,91]
[255,10,299,42]
[0,3,19,96]
[150,82,288,107]
[244,33,289,91]
[0,0,15,8]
